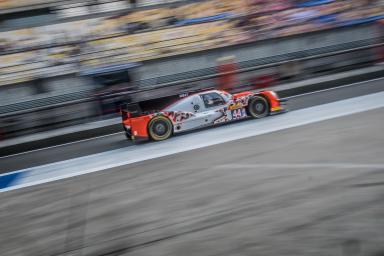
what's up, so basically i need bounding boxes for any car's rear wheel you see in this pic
[247,96,269,118]
[148,115,173,141]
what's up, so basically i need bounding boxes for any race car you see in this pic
[121,89,286,141]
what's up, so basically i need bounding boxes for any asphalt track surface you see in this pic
[1,106,383,256]
[1,77,384,174]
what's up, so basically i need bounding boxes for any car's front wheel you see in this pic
[148,115,173,141]
[247,96,269,118]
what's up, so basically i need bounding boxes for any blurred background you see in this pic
[1,0,384,139]
[1,1,384,256]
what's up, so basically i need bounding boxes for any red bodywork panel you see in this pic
[259,91,281,111]
[232,90,281,112]
[123,115,151,139]
[232,91,253,99]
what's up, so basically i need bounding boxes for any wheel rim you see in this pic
[255,102,265,113]
[252,100,266,115]
[247,97,269,118]
[154,122,167,136]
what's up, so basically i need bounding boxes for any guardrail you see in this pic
[1,38,382,120]
[137,38,382,87]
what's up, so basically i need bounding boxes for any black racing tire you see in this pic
[148,115,173,141]
[247,96,270,118]
[123,125,131,140]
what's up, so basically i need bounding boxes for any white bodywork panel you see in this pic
[163,90,250,134]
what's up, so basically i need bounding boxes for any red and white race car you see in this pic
[121,89,286,141]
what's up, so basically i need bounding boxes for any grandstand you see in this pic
[0,0,384,85]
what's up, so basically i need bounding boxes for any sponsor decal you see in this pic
[213,107,230,124]
[271,106,282,111]
[231,108,247,120]
[166,111,195,123]
[228,102,243,110]
[228,95,253,110]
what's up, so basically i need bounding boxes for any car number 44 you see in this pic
[230,108,247,120]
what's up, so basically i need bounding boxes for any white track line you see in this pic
[0,132,124,159]
[215,163,384,169]
[283,76,384,99]
[1,92,384,193]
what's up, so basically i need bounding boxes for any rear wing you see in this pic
[120,87,215,119]
[120,94,182,120]
[121,103,143,120]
